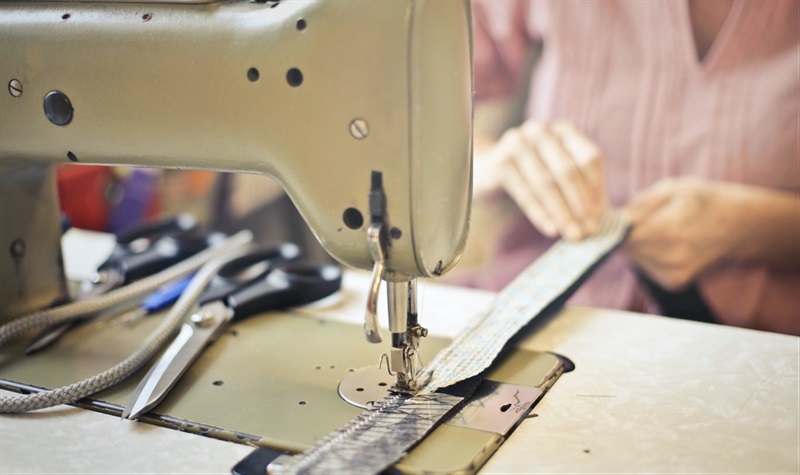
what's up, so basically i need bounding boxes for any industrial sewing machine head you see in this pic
[0,0,472,394]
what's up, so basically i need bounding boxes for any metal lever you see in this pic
[364,223,384,344]
[361,170,428,393]
[364,171,387,344]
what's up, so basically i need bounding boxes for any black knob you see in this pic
[43,91,74,126]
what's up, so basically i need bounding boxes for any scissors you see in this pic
[81,213,201,297]
[26,214,225,354]
[122,244,342,420]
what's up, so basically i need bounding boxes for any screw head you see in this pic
[9,239,25,259]
[8,79,22,98]
[349,118,369,140]
[191,311,216,327]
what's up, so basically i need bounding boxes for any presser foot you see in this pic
[387,342,430,395]
[338,365,433,407]
[390,369,432,396]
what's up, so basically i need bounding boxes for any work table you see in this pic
[1,271,798,474]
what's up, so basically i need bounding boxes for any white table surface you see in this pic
[1,271,798,474]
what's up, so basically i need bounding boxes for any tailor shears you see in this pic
[122,244,342,420]
[26,214,225,353]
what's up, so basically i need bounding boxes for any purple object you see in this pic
[108,169,159,235]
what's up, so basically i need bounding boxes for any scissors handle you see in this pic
[93,214,199,282]
[199,243,300,306]
[227,264,342,320]
[99,214,198,267]
[121,257,340,419]
[26,216,207,355]
[106,230,227,284]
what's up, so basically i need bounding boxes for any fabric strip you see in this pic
[422,210,629,393]
[274,210,629,475]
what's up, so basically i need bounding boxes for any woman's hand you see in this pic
[480,120,608,240]
[623,177,800,291]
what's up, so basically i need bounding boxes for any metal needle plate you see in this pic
[337,366,394,408]
[446,381,543,436]
[339,368,543,436]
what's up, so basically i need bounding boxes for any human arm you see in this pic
[623,177,800,291]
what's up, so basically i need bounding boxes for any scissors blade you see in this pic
[122,302,231,420]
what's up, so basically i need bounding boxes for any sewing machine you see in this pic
[4,3,800,474]
[0,0,473,393]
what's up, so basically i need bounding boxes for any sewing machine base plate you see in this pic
[0,310,568,474]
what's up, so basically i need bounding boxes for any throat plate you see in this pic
[339,367,544,436]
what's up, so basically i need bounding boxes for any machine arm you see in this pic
[0,0,473,280]
[0,0,473,390]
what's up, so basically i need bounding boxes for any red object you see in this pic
[56,164,114,231]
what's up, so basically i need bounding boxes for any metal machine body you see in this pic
[0,0,473,387]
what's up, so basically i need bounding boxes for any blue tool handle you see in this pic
[141,275,193,313]
[227,264,342,320]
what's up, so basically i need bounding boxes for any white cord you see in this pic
[0,230,253,413]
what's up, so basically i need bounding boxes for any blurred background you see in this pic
[55,165,334,265]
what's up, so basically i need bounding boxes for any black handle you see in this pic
[115,213,197,245]
[105,230,227,284]
[199,243,301,305]
[231,448,286,475]
[227,263,342,320]
[96,214,199,278]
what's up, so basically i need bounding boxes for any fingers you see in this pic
[521,122,593,238]
[622,179,679,225]
[551,122,607,232]
[512,128,580,238]
[495,121,607,240]
[626,233,702,291]
[472,144,507,199]
[500,158,559,237]
[623,185,676,265]
[622,177,715,291]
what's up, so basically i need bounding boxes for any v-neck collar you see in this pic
[678,0,744,73]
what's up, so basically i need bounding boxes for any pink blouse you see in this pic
[468,0,799,335]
